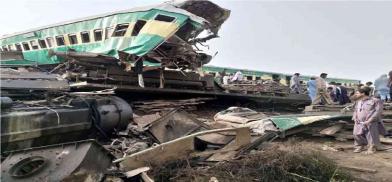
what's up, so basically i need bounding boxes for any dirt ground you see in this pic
[271,136,392,182]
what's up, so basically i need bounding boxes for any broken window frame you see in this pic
[30,40,39,50]
[80,31,90,43]
[68,34,78,45]
[38,39,47,49]
[22,42,30,51]
[15,43,22,51]
[46,37,54,48]
[112,23,129,37]
[105,27,114,40]
[93,29,103,41]
[8,44,15,51]
[154,14,176,23]
[2,46,8,51]
[55,35,65,46]
[131,20,147,36]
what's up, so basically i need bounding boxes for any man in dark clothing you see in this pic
[335,83,350,105]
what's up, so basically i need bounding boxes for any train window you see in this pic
[81,31,90,43]
[255,76,261,80]
[38,39,47,49]
[94,29,103,41]
[132,20,146,36]
[155,14,175,22]
[56,35,65,46]
[46,37,54,47]
[22,42,30,51]
[68,34,78,45]
[8,45,15,51]
[30,40,39,50]
[113,23,129,37]
[15,43,22,51]
[2,46,8,51]
[246,76,253,80]
[105,27,114,40]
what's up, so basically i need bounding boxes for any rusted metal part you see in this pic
[115,127,251,171]
[1,96,132,152]
[1,140,113,182]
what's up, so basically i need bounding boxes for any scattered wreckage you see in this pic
[3,0,388,181]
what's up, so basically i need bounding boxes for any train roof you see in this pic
[0,0,207,39]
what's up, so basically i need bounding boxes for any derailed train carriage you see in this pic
[0,0,310,109]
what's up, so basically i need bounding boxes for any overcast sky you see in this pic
[1,0,391,82]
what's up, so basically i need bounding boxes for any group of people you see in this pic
[291,71,392,106]
[290,72,349,105]
[304,71,392,154]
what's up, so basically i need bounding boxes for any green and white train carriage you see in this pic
[0,3,208,66]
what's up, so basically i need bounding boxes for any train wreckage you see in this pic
[1,0,391,181]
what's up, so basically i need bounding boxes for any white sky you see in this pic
[1,0,391,82]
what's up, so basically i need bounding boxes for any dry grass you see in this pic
[151,146,352,182]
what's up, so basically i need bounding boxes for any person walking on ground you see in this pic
[374,74,390,101]
[352,87,386,154]
[290,73,301,94]
[307,77,317,101]
[312,73,333,105]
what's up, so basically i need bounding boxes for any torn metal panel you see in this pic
[148,109,205,143]
[214,107,267,124]
[1,140,113,182]
[125,167,151,178]
[196,133,234,145]
[133,112,162,129]
[206,127,251,162]
[115,127,251,171]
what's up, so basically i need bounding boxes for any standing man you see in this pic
[290,73,301,94]
[312,73,333,105]
[231,70,243,83]
[135,58,144,88]
[222,73,230,85]
[352,87,385,154]
[374,74,390,101]
[307,77,317,102]
[335,83,350,105]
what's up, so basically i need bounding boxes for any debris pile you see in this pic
[221,80,290,95]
